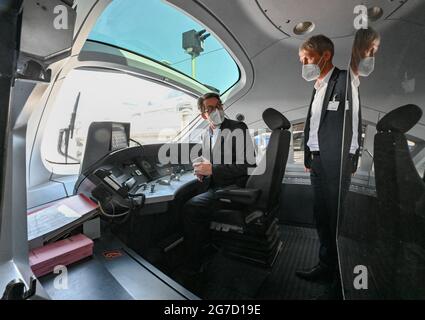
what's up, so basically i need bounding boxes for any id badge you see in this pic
[327,100,339,111]
[327,94,339,111]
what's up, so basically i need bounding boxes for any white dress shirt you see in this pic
[307,67,335,152]
[209,125,221,149]
[350,69,360,155]
[201,123,222,162]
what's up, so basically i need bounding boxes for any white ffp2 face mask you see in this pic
[208,109,225,126]
[302,56,325,82]
[358,56,375,77]
[302,64,320,82]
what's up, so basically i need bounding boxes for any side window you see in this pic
[291,122,305,165]
[407,137,425,176]
[253,129,271,159]
[353,124,368,171]
[41,69,198,174]
[253,122,306,167]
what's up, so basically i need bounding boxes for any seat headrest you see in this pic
[263,108,291,130]
[376,104,422,133]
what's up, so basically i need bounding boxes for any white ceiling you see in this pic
[257,0,406,39]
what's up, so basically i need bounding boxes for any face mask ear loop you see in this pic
[318,55,327,75]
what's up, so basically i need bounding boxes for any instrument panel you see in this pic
[75,144,199,205]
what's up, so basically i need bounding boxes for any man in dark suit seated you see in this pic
[181,92,256,275]
[295,35,362,295]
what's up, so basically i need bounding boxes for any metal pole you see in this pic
[191,54,196,79]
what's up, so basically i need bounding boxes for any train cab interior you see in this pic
[0,0,424,300]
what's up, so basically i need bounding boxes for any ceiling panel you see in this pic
[257,0,407,39]
[385,0,425,26]
[198,0,289,58]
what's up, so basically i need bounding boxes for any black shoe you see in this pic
[312,282,343,300]
[295,263,334,282]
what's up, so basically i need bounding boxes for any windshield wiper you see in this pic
[57,92,80,163]
[203,84,220,93]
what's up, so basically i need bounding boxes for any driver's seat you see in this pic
[209,108,291,267]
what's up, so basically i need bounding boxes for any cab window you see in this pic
[88,0,240,94]
[41,69,198,174]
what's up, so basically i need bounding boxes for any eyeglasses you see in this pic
[203,103,222,114]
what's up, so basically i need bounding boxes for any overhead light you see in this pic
[236,113,245,122]
[368,6,383,21]
[293,21,315,35]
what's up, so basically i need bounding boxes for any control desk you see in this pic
[135,172,198,204]
[74,146,199,215]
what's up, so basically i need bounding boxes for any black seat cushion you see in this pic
[211,209,245,229]
[376,104,422,133]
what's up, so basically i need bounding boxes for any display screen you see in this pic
[111,123,128,151]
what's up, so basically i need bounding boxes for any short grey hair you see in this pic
[300,34,335,59]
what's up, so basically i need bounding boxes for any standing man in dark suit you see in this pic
[295,35,362,286]
[181,92,255,275]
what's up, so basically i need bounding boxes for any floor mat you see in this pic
[256,225,328,299]
[200,252,271,299]
[194,225,329,300]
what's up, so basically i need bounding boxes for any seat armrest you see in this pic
[215,187,261,205]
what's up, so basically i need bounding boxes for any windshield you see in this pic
[41,69,199,174]
[88,0,240,93]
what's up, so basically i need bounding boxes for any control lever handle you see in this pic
[136,183,147,191]
[157,179,170,186]
[1,276,37,300]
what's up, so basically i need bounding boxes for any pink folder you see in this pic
[28,194,98,216]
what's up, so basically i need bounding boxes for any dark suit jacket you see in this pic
[201,118,256,188]
[304,67,362,175]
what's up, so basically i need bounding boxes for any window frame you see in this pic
[87,39,241,96]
